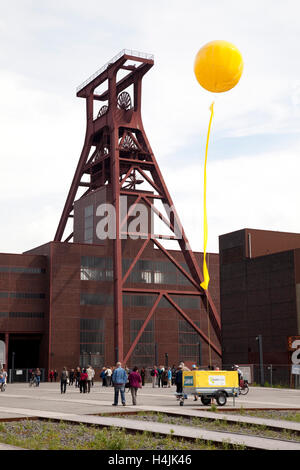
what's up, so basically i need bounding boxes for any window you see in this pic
[123,258,193,286]
[123,294,155,308]
[10,293,45,299]
[178,320,201,361]
[80,292,113,306]
[0,267,45,274]
[80,318,104,367]
[9,312,44,318]
[84,205,94,244]
[80,256,113,281]
[130,319,155,368]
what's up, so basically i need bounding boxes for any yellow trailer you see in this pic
[178,370,240,406]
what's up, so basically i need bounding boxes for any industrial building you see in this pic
[219,228,300,384]
[0,50,221,376]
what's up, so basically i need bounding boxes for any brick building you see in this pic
[219,228,300,383]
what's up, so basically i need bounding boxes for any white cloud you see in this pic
[1,0,300,253]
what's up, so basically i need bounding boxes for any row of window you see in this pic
[80,256,194,286]
[0,292,45,299]
[80,293,200,310]
[0,312,44,318]
[0,267,45,274]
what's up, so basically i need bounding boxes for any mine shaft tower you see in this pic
[54,49,221,364]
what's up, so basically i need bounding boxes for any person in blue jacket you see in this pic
[111,362,128,406]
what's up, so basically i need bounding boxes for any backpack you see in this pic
[150,369,155,376]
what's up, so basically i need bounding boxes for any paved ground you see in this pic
[0,382,299,451]
[0,381,300,415]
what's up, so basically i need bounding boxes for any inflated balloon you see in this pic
[194,40,243,93]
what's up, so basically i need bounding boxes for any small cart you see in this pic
[177,370,240,406]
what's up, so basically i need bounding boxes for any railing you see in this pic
[76,49,154,93]
[223,363,300,388]
[8,368,46,383]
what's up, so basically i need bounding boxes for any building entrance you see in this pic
[8,335,41,369]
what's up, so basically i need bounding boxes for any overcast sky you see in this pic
[1,0,300,254]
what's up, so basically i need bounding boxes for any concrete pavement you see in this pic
[0,382,299,450]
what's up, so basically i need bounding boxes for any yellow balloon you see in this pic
[194,40,243,93]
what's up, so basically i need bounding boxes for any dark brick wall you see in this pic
[220,229,298,369]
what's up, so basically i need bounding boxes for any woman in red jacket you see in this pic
[128,367,142,405]
[79,368,88,393]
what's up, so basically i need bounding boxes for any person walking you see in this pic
[111,362,127,406]
[35,368,41,387]
[60,367,69,394]
[91,366,95,387]
[49,370,54,383]
[128,367,142,405]
[53,370,58,382]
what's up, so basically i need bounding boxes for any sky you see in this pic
[0,0,300,254]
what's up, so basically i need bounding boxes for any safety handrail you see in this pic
[76,49,154,93]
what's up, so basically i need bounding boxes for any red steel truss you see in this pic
[54,50,221,362]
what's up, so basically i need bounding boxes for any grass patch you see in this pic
[0,419,221,450]
[116,412,300,443]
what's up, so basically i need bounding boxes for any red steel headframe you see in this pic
[54,50,222,363]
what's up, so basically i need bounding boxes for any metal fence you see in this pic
[8,368,46,383]
[223,363,300,388]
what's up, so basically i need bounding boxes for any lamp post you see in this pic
[198,342,202,367]
[11,351,15,383]
[256,335,264,386]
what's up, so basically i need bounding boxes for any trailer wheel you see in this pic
[201,396,211,406]
[215,391,227,406]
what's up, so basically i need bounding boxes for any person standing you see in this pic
[49,370,54,382]
[53,370,58,382]
[128,367,142,405]
[100,367,107,387]
[167,367,172,387]
[111,362,127,406]
[157,366,163,388]
[105,366,112,387]
[175,365,183,399]
[69,369,75,386]
[60,367,69,394]
[86,365,93,393]
[151,366,158,388]
[75,367,81,388]
[80,368,88,393]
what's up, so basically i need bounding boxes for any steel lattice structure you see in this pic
[54,50,221,363]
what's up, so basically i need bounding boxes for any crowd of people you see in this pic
[1,362,242,406]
